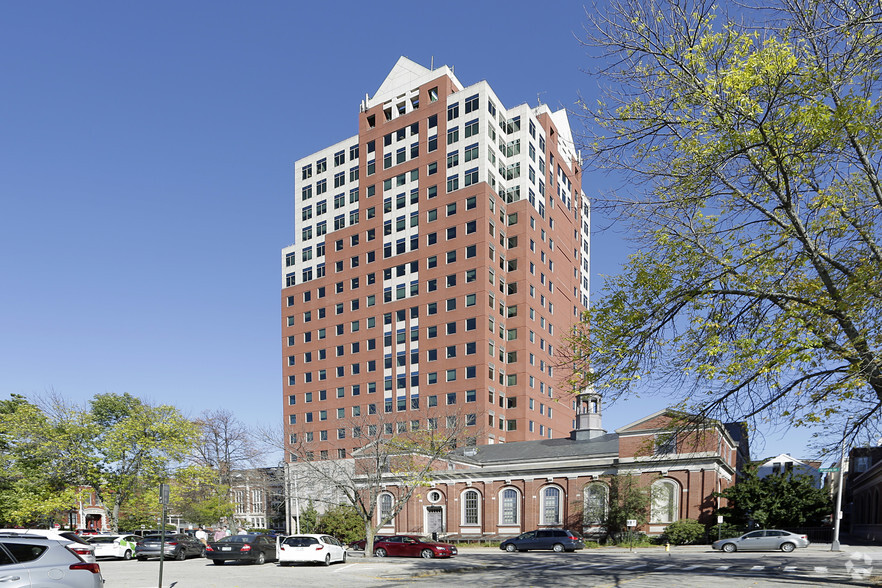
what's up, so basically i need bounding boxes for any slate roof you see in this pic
[448,432,619,466]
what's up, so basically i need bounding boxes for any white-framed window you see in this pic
[540,485,563,525]
[499,487,520,525]
[650,479,679,523]
[583,483,608,524]
[379,492,395,526]
[461,489,481,526]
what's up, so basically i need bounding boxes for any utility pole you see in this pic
[831,421,850,551]
[158,483,169,588]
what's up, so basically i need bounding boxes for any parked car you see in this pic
[204,534,277,565]
[348,535,389,550]
[0,532,104,588]
[0,529,96,563]
[712,529,810,552]
[135,533,204,561]
[277,534,346,566]
[87,534,139,560]
[499,529,584,552]
[75,529,101,536]
[373,535,457,559]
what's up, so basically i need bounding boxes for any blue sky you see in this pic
[0,1,819,461]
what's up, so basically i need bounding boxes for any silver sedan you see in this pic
[712,529,810,552]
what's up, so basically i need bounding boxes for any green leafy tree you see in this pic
[170,465,235,527]
[715,463,831,527]
[0,395,80,526]
[299,499,319,534]
[570,0,882,451]
[317,504,362,544]
[80,393,198,533]
[603,474,650,542]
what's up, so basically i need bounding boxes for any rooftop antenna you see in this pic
[537,91,547,106]
[431,56,434,70]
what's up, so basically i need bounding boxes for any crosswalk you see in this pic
[496,559,847,581]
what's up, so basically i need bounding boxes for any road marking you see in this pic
[751,565,765,571]
[814,566,828,574]
[625,564,645,569]
[682,565,702,570]
[783,566,797,573]
[655,564,674,570]
[716,565,730,571]
[332,564,357,573]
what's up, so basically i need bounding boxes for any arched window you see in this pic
[541,485,563,525]
[462,489,481,526]
[379,493,394,525]
[650,479,679,524]
[499,488,520,525]
[583,483,608,524]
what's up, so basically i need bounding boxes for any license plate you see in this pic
[222,547,232,551]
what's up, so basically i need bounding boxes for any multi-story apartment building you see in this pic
[281,57,590,459]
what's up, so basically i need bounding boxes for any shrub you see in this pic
[706,522,742,541]
[662,519,704,545]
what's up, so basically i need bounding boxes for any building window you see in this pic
[379,493,394,526]
[650,479,679,523]
[462,489,480,526]
[500,488,520,525]
[541,486,562,525]
[583,483,609,525]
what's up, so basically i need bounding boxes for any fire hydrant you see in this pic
[665,542,670,552]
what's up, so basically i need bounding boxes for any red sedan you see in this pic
[373,535,457,559]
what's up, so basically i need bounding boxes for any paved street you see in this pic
[97,544,882,588]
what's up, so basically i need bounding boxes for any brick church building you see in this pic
[370,394,746,539]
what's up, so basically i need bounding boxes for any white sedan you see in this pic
[277,534,346,566]
[88,534,139,559]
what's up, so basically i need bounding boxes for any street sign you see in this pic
[626,519,637,528]
[820,467,840,472]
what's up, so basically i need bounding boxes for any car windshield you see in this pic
[283,536,318,547]
[216,535,255,543]
[88,537,117,544]
[142,536,165,541]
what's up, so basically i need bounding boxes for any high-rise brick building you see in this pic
[281,57,590,460]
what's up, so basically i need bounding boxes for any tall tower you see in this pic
[281,57,590,460]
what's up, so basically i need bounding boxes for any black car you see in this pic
[205,534,277,565]
[499,529,584,552]
[135,533,204,561]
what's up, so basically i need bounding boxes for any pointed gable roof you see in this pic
[371,57,431,101]
[366,56,462,110]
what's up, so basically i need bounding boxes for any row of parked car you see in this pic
[0,525,813,588]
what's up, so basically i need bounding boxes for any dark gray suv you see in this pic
[499,529,584,552]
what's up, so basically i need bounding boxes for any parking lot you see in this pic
[96,545,881,588]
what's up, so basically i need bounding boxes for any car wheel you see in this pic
[505,544,517,553]
[342,552,347,563]
[375,548,387,557]
[324,553,331,566]
[123,550,133,561]
[137,556,147,562]
[552,543,565,553]
[421,549,435,559]
[256,551,266,565]
[722,543,736,553]
[780,542,796,553]
[213,559,225,565]
[175,549,186,561]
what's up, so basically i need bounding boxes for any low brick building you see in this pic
[371,395,743,539]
